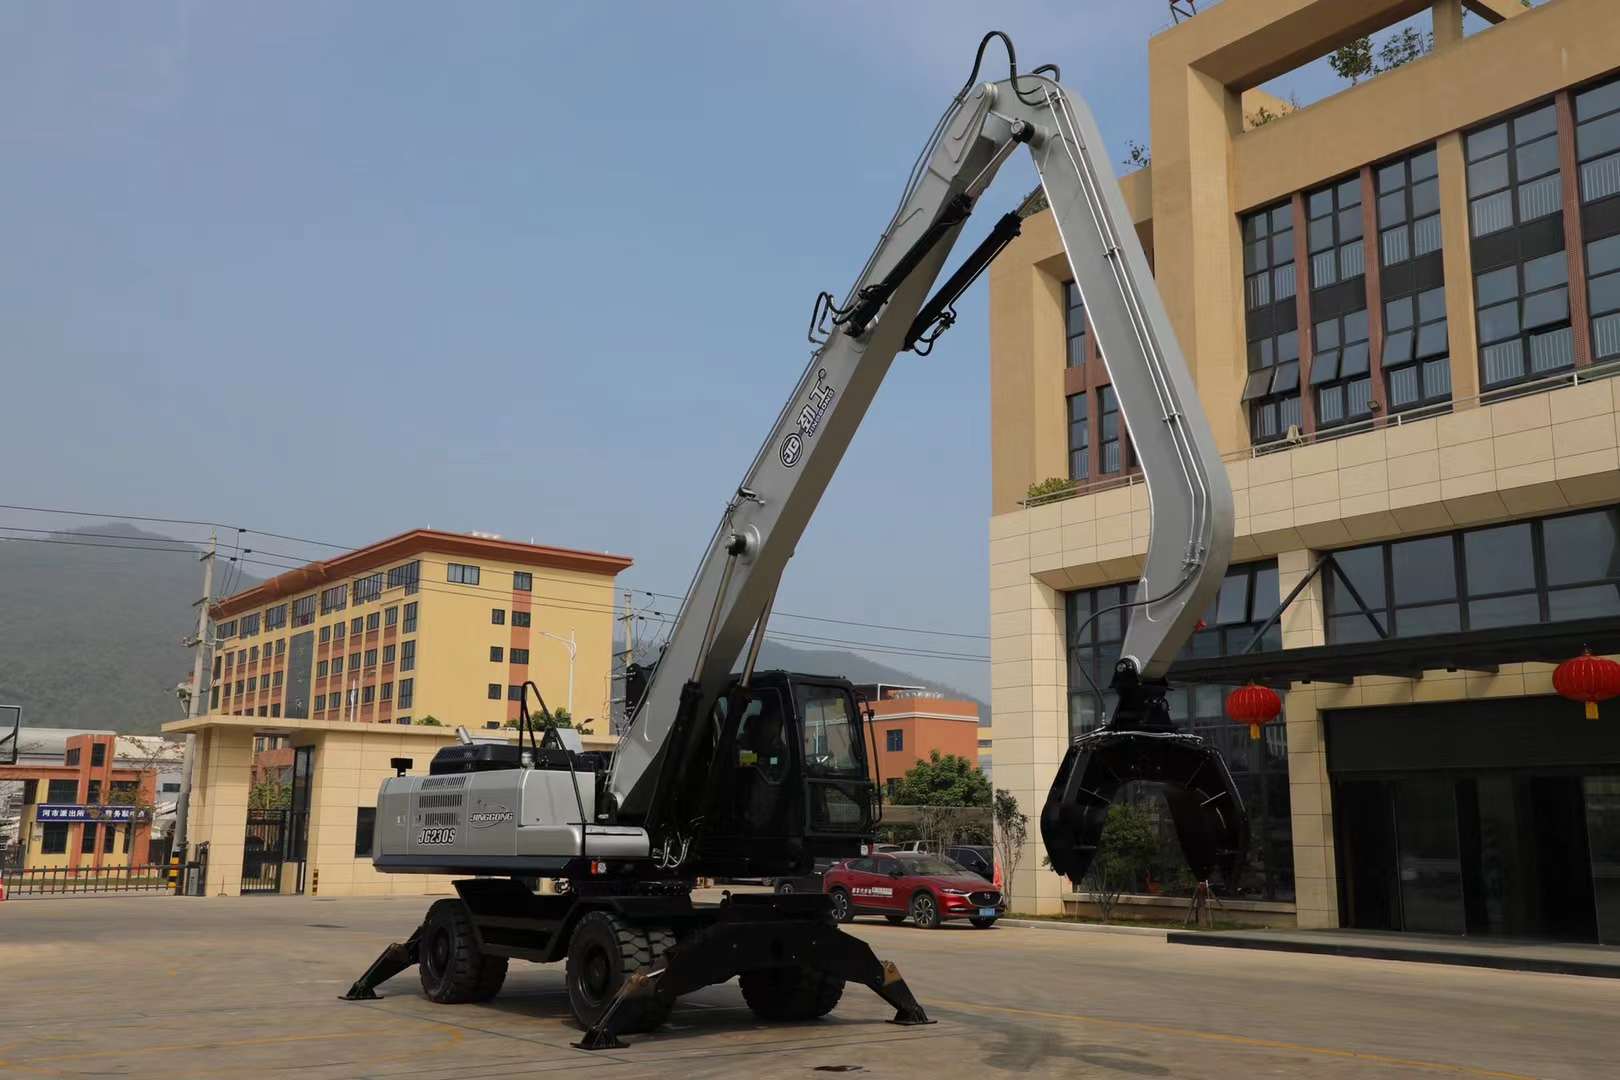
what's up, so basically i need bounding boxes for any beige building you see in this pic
[991,0,1620,942]
[165,530,627,896]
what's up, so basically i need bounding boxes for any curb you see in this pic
[998,918,1170,938]
[1166,931,1620,979]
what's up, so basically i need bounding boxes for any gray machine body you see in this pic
[372,765,650,872]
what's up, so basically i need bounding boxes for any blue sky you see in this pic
[0,2,1480,698]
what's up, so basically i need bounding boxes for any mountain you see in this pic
[0,523,260,734]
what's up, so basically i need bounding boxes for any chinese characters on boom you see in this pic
[779,370,837,468]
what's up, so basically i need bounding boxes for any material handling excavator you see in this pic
[342,31,1247,1050]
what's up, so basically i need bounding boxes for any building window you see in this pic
[1065,281,1088,367]
[275,638,285,657]
[885,729,904,752]
[510,648,530,664]
[1307,176,1365,289]
[103,824,116,853]
[403,602,418,634]
[247,676,257,692]
[1066,560,1290,900]
[90,743,106,767]
[265,604,287,630]
[41,823,68,854]
[320,584,347,615]
[349,651,360,671]
[354,807,376,858]
[385,606,398,628]
[210,686,220,709]
[1590,234,1620,361]
[366,612,380,632]
[319,626,331,644]
[448,563,481,585]
[240,611,260,637]
[362,685,375,705]
[1579,77,1620,361]
[514,571,533,592]
[1384,287,1452,410]
[383,644,396,664]
[1378,147,1441,268]
[1327,506,1620,642]
[1476,251,1573,388]
[81,823,98,853]
[352,572,383,605]
[317,659,329,678]
[235,679,243,695]
[885,778,900,799]
[398,679,414,709]
[47,778,78,802]
[270,703,281,718]
[1469,102,1562,239]
[351,616,363,635]
[400,641,416,672]
[87,779,101,803]
[1097,386,1124,474]
[387,561,421,594]
[380,682,392,701]
[292,595,316,627]
[226,652,235,671]
[488,683,502,700]
[1310,308,1373,427]
[217,619,237,641]
[331,657,343,675]
[492,608,506,625]
[1066,393,1089,481]
[329,691,343,711]
[334,621,345,642]
[65,747,80,766]
[1241,203,1301,443]
[249,645,259,663]
[490,645,504,662]
[364,648,377,669]
[273,670,283,688]
[508,684,524,701]
[397,716,412,726]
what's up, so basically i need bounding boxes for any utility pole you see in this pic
[173,532,216,866]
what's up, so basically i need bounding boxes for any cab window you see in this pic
[794,683,863,777]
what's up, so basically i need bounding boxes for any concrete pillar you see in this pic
[1436,131,1481,405]
[1432,0,1466,51]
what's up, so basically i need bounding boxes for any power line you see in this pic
[628,588,989,641]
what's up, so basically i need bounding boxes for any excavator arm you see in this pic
[608,39,1242,885]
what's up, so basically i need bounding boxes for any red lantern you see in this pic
[1225,683,1282,740]
[1553,647,1620,720]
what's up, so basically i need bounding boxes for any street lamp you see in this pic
[536,629,577,718]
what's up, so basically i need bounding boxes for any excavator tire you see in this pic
[739,966,846,1021]
[418,899,508,1004]
[565,911,675,1034]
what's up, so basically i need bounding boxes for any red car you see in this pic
[823,851,1005,929]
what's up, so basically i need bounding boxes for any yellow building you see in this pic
[991,0,1620,942]
[165,529,629,896]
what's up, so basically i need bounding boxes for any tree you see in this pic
[992,788,1029,911]
[248,778,292,809]
[1377,27,1431,71]
[1121,139,1151,170]
[414,715,442,727]
[892,750,991,808]
[1026,476,1073,502]
[1082,802,1158,923]
[1328,36,1374,84]
[505,707,582,731]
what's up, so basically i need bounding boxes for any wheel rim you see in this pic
[579,945,612,1006]
[781,883,795,894]
[913,895,934,923]
[832,892,848,918]
[425,926,452,977]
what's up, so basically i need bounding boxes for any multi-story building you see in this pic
[863,694,984,798]
[990,0,1620,942]
[163,529,631,897]
[207,528,630,730]
[0,732,158,870]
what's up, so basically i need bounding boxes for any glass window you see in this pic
[1307,175,1364,288]
[1099,386,1123,473]
[1544,508,1620,586]
[1379,147,1442,267]
[401,641,416,672]
[1578,75,1620,205]
[492,608,506,625]
[1242,202,1301,444]
[488,683,501,700]
[514,571,533,592]
[886,729,903,752]
[447,563,481,585]
[1065,281,1088,367]
[1067,392,1089,480]
[490,645,504,662]
[402,602,418,634]
[1469,103,1561,237]
[1312,309,1373,428]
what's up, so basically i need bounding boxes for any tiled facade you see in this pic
[989,0,1620,920]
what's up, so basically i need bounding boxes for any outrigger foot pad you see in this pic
[875,961,934,1026]
[341,927,423,1002]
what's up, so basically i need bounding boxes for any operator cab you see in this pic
[696,670,877,879]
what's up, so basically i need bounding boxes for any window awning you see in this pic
[1168,615,1620,689]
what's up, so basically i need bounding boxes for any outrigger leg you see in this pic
[341,922,423,1001]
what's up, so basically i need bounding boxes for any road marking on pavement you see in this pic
[932,998,1536,1079]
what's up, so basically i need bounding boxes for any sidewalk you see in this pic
[1167,927,1620,978]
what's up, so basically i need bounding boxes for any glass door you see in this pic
[1583,776,1620,945]
[1392,777,1465,934]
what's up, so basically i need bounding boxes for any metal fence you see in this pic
[1,864,173,896]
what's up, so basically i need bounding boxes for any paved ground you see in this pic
[3,894,1618,1079]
